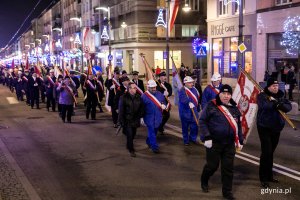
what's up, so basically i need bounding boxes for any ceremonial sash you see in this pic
[65,85,77,104]
[185,87,198,106]
[22,76,28,82]
[112,78,120,88]
[131,81,143,95]
[144,91,162,112]
[209,84,220,95]
[96,80,104,91]
[47,75,55,86]
[87,80,96,90]
[212,100,241,148]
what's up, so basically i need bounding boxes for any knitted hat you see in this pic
[220,84,232,95]
[267,77,279,87]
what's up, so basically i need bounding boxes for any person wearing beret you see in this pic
[200,84,243,200]
[256,78,292,188]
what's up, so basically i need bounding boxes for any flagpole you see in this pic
[166,0,170,83]
[238,65,297,130]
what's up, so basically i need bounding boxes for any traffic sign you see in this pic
[108,54,113,61]
[196,45,207,57]
[238,43,247,53]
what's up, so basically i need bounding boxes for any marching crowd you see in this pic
[0,64,292,200]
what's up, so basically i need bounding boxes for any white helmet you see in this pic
[211,73,221,81]
[147,79,157,87]
[84,67,88,71]
[49,69,54,73]
[183,76,194,83]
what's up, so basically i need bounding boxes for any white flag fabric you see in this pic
[232,72,260,143]
[171,59,183,90]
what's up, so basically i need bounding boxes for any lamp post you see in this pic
[95,7,112,67]
[238,0,244,75]
[70,17,84,72]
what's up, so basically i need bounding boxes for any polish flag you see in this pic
[169,0,180,34]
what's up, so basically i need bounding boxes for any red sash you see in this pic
[47,75,55,86]
[185,87,198,106]
[144,91,162,112]
[209,84,220,95]
[131,81,143,95]
[212,100,241,148]
[87,80,96,90]
[22,76,28,82]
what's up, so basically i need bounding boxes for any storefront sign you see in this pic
[211,23,236,36]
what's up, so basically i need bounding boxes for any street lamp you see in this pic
[70,17,84,72]
[95,6,112,66]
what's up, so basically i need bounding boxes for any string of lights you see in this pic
[281,16,300,56]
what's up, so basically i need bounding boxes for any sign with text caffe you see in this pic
[209,22,238,37]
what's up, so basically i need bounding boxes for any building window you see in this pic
[234,0,245,14]
[182,25,199,37]
[212,36,252,78]
[154,50,181,70]
[275,0,292,6]
[218,0,228,16]
[188,0,200,11]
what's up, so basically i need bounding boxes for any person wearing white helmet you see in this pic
[141,79,167,153]
[178,76,200,145]
[201,73,223,109]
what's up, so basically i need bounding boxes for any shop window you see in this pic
[212,38,223,57]
[154,50,181,70]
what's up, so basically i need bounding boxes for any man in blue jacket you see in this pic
[201,73,223,109]
[257,78,292,188]
[178,76,200,145]
[200,84,243,200]
[141,80,166,153]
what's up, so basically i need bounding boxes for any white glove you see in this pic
[237,145,243,151]
[116,109,118,113]
[204,140,212,148]
[270,96,276,101]
[189,102,195,109]
[110,84,115,89]
[34,83,38,86]
[161,104,166,110]
[163,91,169,97]
[140,118,145,126]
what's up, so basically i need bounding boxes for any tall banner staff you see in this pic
[171,56,199,126]
[238,65,296,130]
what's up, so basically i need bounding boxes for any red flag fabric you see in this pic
[25,57,29,71]
[232,71,260,143]
[34,66,41,76]
[169,0,179,34]
[11,59,15,69]
[87,60,93,75]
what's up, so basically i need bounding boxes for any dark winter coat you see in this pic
[118,93,144,127]
[199,95,243,145]
[257,87,292,131]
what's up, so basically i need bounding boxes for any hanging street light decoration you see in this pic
[55,39,62,48]
[101,26,109,40]
[74,33,82,45]
[224,0,240,5]
[155,8,167,28]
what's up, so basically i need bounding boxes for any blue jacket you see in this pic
[199,95,243,145]
[178,87,200,121]
[257,88,292,131]
[201,83,223,109]
[57,84,76,105]
[141,91,166,128]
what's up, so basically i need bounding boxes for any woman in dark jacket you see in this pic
[256,78,292,188]
[118,82,144,157]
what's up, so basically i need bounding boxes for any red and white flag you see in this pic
[169,0,180,34]
[232,71,260,143]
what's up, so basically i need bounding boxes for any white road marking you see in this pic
[6,97,19,104]
[165,123,300,181]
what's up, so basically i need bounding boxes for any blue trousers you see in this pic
[180,118,198,144]
[146,126,159,151]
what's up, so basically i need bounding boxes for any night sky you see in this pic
[0,0,55,48]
